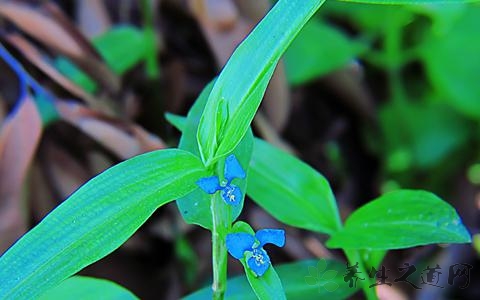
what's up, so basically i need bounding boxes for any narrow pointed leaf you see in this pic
[176,82,252,230]
[0,149,207,299]
[197,0,327,165]
[39,276,138,300]
[247,138,341,235]
[165,112,187,132]
[326,190,471,250]
[285,18,364,85]
[242,260,286,300]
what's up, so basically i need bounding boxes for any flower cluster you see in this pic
[226,229,285,276]
[196,154,245,206]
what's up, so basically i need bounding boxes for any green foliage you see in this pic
[241,262,285,300]
[94,26,152,75]
[197,0,326,165]
[336,0,479,3]
[248,138,341,235]
[39,276,138,300]
[55,26,156,92]
[0,149,206,299]
[55,57,97,93]
[165,112,187,132]
[176,82,253,230]
[326,190,471,249]
[322,1,480,195]
[380,101,471,172]
[420,5,480,119]
[184,259,356,300]
[1,1,476,299]
[230,222,286,300]
[284,18,364,85]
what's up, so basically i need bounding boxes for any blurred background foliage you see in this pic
[0,0,479,299]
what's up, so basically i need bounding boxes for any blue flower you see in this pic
[196,154,246,206]
[226,229,285,276]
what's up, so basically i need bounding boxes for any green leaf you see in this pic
[0,149,207,299]
[326,190,471,250]
[184,259,357,300]
[336,0,478,4]
[285,18,364,85]
[359,249,386,269]
[197,0,327,165]
[247,138,341,235]
[227,221,285,299]
[94,26,150,75]
[231,221,255,235]
[39,276,138,300]
[242,260,286,300]
[165,112,187,132]
[54,57,97,93]
[379,101,471,172]
[175,236,198,286]
[420,5,480,119]
[54,26,152,92]
[176,82,253,230]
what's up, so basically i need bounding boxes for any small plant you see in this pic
[0,0,476,299]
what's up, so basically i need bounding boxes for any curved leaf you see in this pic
[336,0,478,4]
[184,259,357,300]
[326,190,471,249]
[197,0,327,165]
[420,5,480,119]
[176,82,253,230]
[0,149,207,299]
[242,261,285,300]
[285,18,363,85]
[247,138,341,235]
[39,276,138,300]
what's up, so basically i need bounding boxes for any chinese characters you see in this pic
[343,262,472,289]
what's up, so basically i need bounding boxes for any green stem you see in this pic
[211,193,228,300]
[384,8,406,105]
[140,0,160,79]
[344,249,378,300]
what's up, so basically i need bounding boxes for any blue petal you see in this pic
[247,248,271,276]
[226,233,255,259]
[224,154,246,183]
[196,176,221,194]
[221,184,242,206]
[256,229,285,248]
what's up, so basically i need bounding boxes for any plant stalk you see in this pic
[140,0,160,79]
[211,194,228,300]
[344,249,378,300]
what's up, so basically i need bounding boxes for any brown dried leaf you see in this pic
[322,66,375,121]
[3,34,96,105]
[44,140,91,199]
[75,0,112,38]
[189,0,238,31]
[0,97,42,254]
[42,2,120,92]
[0,3,85,59]
[56,101,165,159]
[188,0,247,66]
[28,162,56,222]
[376,285,408,300]
[262,62,290,131]
[253,110,296,154]
[0,2,120,92]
